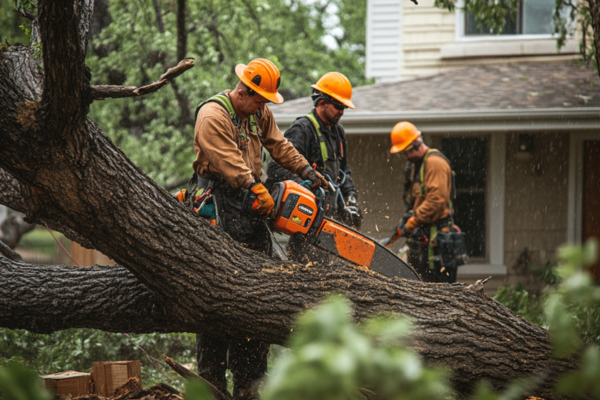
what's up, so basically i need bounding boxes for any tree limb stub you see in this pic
[90,58,195,100]
[0,241,23,262]
[163,355,231,400]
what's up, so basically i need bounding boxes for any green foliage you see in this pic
[544,239,600,398]
[261,295,450,400]
[0,361,53,400]
[0,329,197,390]
[465,0,519,34]
[184,379,213,400]
[83,0,369,187]
[547,239,600,353]
[493,282,546,326]
[0,1,32,46]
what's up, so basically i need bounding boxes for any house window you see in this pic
[465,0,556,35]
[442,137,487,259]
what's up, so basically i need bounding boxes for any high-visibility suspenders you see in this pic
[195,92,259,143]
[305,112,329,168]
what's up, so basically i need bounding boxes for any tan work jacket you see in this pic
[193,91,308,189]
[410,153,452,225]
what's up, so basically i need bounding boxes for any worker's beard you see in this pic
[324,110,342,125]
[328,114,342,124]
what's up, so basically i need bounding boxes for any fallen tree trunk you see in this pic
[0,254,576,397]
[0,0,578,398]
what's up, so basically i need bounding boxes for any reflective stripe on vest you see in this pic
[419,149,439,196]
[305,113,329,167]
[195,92,258,142]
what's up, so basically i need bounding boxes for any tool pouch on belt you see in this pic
[435,229,468,269]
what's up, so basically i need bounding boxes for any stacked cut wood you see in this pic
[62,379,182,400]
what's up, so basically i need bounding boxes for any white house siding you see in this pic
[366,0,403,82]
[503,133,570,290]
[367,0,580,81]
[400,0,455,78]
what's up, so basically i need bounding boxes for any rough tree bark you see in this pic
[0,0,578,398]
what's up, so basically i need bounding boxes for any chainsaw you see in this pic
[266,180,421,281]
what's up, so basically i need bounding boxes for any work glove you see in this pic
[300,165,329,190]
[398,216,419,237]
[398,210,413,229]
[249,182,275,218]
[345,192,362,229]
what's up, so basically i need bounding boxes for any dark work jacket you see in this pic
[265,109,357,199]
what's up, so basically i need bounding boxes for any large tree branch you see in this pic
[39,0,90,130]
[0,167,96,249]
[0,257,186,334]
[75,0,95,55]
[0,169,28,214]
[0,254,577,398]
[90,58,195,100]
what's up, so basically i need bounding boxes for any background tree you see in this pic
[82,0,370,187]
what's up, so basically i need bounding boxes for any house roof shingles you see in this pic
[270,62,600,114]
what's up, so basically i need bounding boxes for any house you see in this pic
[270,0,600,294]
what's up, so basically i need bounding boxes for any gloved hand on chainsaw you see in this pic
[248,182,275,218]
[345,192,362,229]
[300,165,329,190]
[397,213,418,237]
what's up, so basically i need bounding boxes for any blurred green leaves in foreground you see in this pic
[2,240,600,399]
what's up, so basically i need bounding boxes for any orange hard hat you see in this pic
[311,72,355,109]
[390,121,421,154]
[235,59,284,104]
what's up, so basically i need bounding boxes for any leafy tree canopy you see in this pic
[81,0,370,186]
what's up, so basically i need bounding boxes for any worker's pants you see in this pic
[196,182,271,398]
[196,334,270,398]
[407,228,457,283]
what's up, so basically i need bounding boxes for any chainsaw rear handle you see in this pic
[381,227,426,247]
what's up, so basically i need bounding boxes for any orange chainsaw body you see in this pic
[270,180,318,236]
[270,181,420,280]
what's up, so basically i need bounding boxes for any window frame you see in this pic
[454,0,566,42]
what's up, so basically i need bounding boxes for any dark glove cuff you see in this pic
[300,164,312,179]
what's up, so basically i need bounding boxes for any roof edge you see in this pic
[273,108,600,134]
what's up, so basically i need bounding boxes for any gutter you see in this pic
[273,108,600,134]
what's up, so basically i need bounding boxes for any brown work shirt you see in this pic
[193,91,309,189]
[410,153,451,225]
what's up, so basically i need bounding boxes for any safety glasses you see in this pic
[402,144,417,154]
[328,99,347,111]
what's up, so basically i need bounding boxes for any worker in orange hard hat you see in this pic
[191,59,328,400]
[386,121,465,283]
[266,71,362,231]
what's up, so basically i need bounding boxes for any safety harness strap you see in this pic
[305,112,329,167]
[195,92,258,142]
